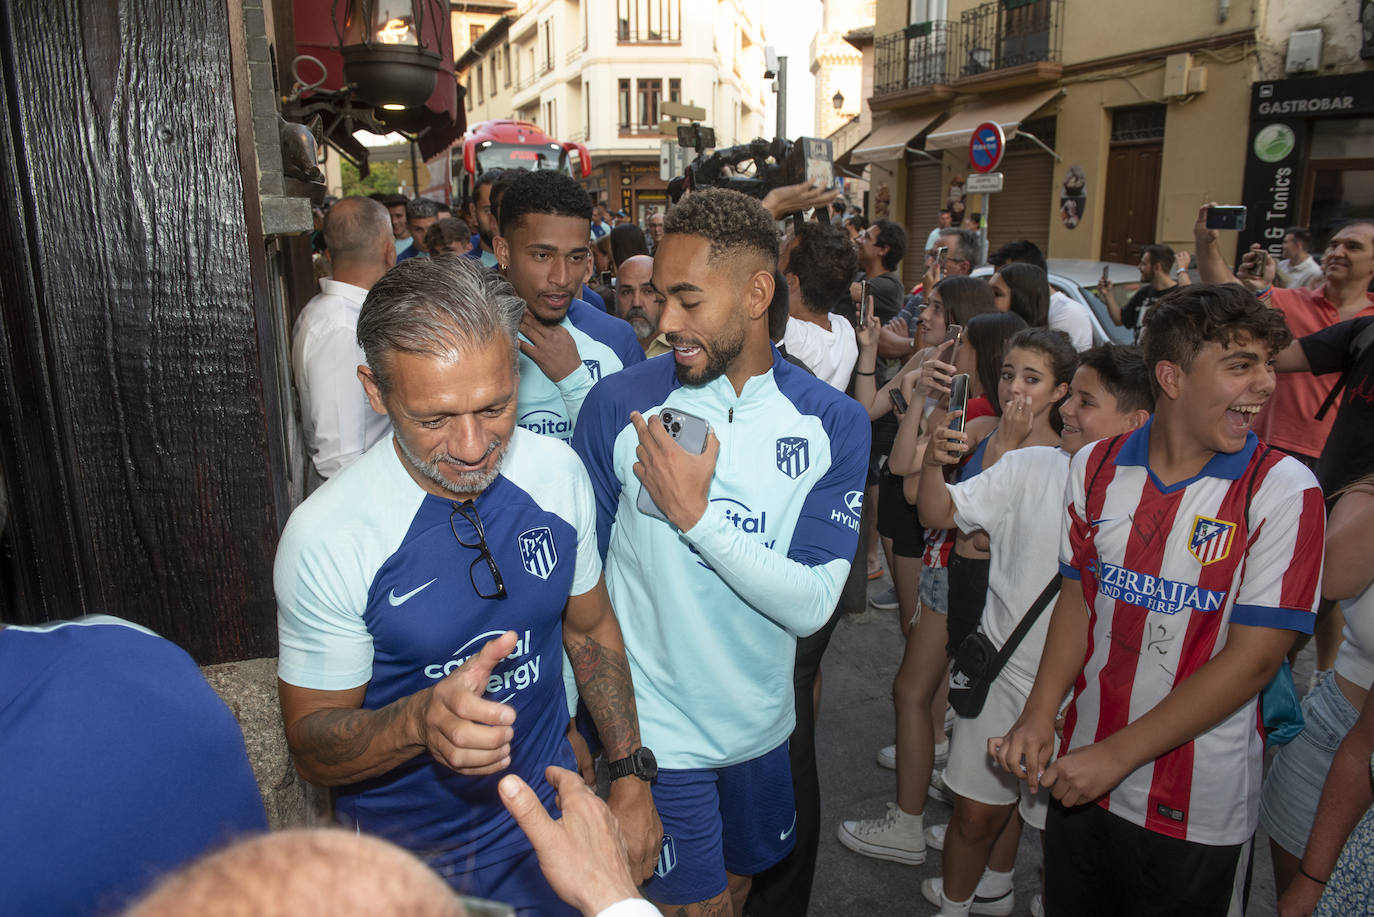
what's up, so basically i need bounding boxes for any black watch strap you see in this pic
[607,746,656,782]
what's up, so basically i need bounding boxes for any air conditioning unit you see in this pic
[1286,29,1323,74]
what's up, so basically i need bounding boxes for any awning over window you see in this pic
[849,111,943,164]
[924,87,1062,152]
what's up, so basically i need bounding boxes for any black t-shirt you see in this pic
[867,271,905,323]
[1121,284,1171,339]
[1302,315,1374,493]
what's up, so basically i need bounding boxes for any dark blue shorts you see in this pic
[640,742,796,906]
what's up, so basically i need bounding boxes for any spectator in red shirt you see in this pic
[1194,208,1374,470]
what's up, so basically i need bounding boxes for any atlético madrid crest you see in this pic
[776,436,810,479]
[1188,515,1236,566]
[518,526,558,579]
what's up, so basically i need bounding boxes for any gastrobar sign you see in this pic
[1240,72,1374,256]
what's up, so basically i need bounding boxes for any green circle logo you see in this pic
[1254,123,1295,163]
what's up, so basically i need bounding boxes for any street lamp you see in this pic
[339,0,443,110]
[832,90,845,112]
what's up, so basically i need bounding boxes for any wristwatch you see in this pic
[607,746,658,783]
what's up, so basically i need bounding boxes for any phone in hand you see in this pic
[889,388,909,415]
[943,323,963,363]
[858,280,872,327]
[936,246,949,270]
[1205,205,1247,231]
[947,374,970,434]
[636,408,712,523]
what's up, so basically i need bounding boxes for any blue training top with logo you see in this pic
[274,427,601,891]
[572,348,870,769]
[517,298,644,442]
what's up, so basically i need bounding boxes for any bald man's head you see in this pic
[323,196,394,267]
[614,255,661,345]
[126,829,466,917]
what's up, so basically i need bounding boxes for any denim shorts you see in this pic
[1258,671,1360,856]
[918,565,949,615]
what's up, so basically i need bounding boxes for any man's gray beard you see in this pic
[627,309,654,341]
[396,432,506,496]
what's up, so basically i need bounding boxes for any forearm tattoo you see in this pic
[292,697,414,772]
[566,633,640,758]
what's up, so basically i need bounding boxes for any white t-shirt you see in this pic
[947,446,1069,695]
[782,314,860,391]
[1336,576,1374,689]
[1279,256,1323,290]
[1048,290,1094,352]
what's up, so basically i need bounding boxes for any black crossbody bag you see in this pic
[947,435,1124,718]
[948,575,1061,718]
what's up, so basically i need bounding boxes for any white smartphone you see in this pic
[636,408,712,522]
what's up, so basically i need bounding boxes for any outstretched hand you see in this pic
[761,180,843,220]
[500,767,643,916]
[418,630,519,775]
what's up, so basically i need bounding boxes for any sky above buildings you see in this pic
[764,0,822,138]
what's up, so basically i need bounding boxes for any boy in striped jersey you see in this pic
[993,284,1326,916]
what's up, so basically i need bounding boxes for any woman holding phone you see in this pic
[838,308,1025,868]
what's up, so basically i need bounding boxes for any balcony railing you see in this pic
[617,24,681,42]
[952,0,1062,79]
[516,72,535,91]
[567,128,588,141]
[873,0,1061,99]
[874,20,953,95]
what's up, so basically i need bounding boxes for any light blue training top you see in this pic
[572,348,870,768]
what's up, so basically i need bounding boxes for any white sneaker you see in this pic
[876,742,948,771]
[921,877,1014,916]
[928,767,952,804]
[836,802,926,865]
[925,823,946,851]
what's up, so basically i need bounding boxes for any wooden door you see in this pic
[1100,142,1163,265]
[0,0,287,662]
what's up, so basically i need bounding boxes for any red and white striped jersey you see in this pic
[1058,421,1325,846]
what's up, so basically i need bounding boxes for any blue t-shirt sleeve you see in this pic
[581,284,606,311]
[788,397,871,566]
[571,380,625,561]
[608,318,645,368]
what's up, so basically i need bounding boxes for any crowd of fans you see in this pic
[8,165,1374,917]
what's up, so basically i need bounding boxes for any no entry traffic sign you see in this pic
[969,121,1005,173]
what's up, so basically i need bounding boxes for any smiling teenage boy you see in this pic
[993,283,1326,916]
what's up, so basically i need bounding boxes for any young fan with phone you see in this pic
[917,340,1149,917]
[838,309,1023,870]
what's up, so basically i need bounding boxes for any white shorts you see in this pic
[944,671,1052,831]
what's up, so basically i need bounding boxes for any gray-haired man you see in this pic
[274,255,660,914]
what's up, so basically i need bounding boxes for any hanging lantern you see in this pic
[340,0,442,111]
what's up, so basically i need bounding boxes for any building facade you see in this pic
[459,0,771,218]
[857,0,1373,286]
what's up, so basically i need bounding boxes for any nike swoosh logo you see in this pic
[388,579,437,606]
[1089,518,1113,527]
[779,813,797,842]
